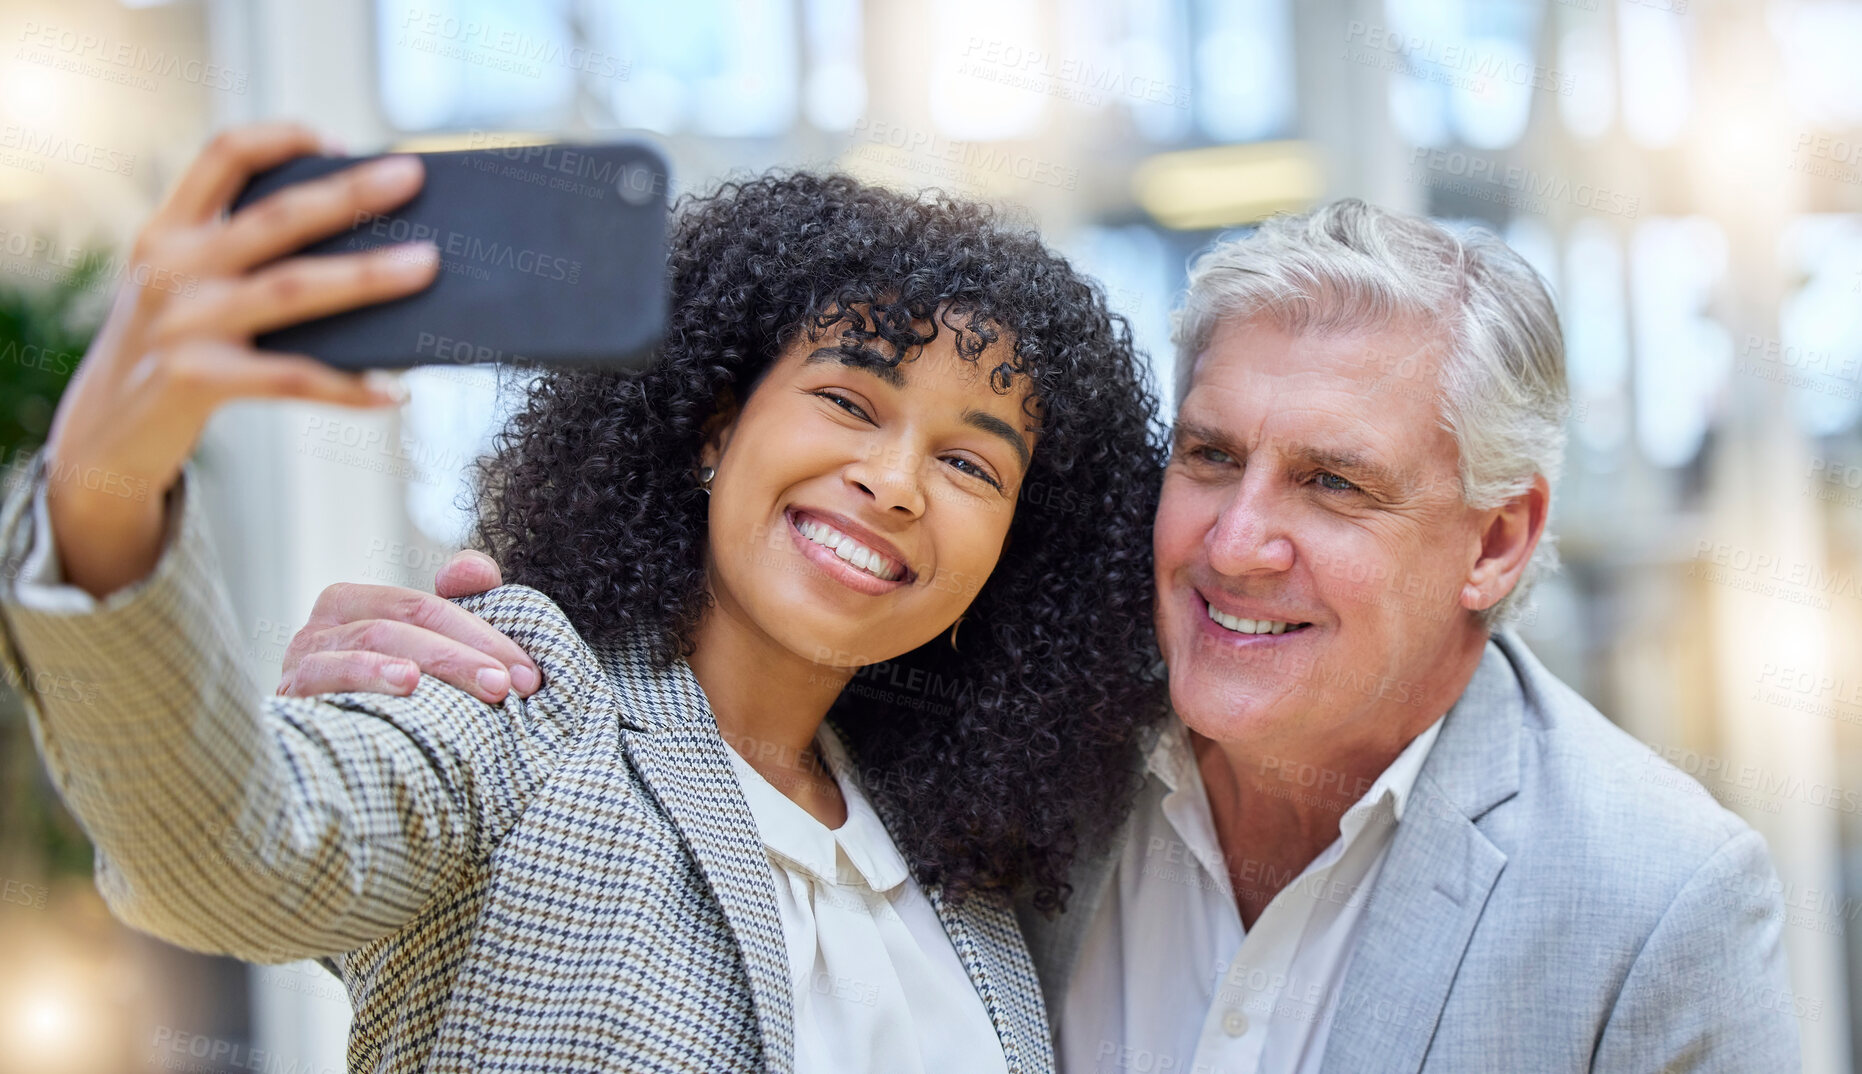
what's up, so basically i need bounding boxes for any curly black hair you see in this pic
[474,172,1169,911]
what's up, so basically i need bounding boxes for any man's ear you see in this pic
[697,391,742,472]
[1460,474,1550,614]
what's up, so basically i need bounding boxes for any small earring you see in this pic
[948,614,967,651]
[698,465,716,494]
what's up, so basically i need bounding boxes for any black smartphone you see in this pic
[231,141,670,371]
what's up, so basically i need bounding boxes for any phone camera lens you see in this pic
[616,163,661,207]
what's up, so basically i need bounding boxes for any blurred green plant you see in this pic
[1,252,105,878]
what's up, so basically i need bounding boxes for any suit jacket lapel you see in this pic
[831,719,1056,1074]
[1316,778,1507,1074]
[1318,638,1526,1074]
[926,885,1057,1074]
[602,639,796,1074]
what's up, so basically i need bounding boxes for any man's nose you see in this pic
[1205,478,1295,576]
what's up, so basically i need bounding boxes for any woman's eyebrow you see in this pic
[806,346,906,388]
[806,345,1030,471]
[964,410,1033,472]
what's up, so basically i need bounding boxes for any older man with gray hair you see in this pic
[273,199,1801,1072]
[1036,199,1798,1073]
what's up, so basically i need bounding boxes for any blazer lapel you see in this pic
[926,885,1057,1074]
[830,719,1056,1074]
[1318,639,1526,1074]
[602,639,796,1074]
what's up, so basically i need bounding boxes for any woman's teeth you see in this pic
[796,517,904,581]
[1206,602,1301,635]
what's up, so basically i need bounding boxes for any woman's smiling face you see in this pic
[698,320,1037,671]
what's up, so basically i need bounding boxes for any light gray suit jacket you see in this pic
[1020,634,1803,1072]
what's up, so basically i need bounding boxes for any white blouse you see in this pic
[724,724,1010,1074]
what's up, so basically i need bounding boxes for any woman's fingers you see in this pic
[161,346,408,410]
[40,124,437,602]
[213,155,426,274]
[155,122,324,229]
[158,241,438,342]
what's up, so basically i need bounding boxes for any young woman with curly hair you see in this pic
[2,123,1168,1072]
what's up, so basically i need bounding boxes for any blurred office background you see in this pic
[1,0,1860,1069]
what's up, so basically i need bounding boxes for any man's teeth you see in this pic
[1206,602,1299,635]
[796,517,903,581]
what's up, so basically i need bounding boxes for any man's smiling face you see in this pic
[1152,314,1490,757]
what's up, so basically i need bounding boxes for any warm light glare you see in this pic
[1132,141,1322,230]
[19,993,74,1045]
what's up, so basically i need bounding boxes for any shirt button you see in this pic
[1222,1010,1249,1037]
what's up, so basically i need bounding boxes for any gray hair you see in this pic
[1170,199,1568,628]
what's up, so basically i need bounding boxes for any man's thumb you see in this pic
[435,549,504,599]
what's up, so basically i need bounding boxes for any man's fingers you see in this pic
[304,618,516,703]
[316,585,539,694]
[281,651,421,699]
[434,550,504,600]
[158,123,325,228]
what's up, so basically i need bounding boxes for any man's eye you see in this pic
[1188,444,1234,465]
[815,392,871,422]
[1316,472,1358,493]
[944,456,1003,490]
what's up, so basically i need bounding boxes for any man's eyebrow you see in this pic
[1171,419,1240,453]
[806,346,906,388]
[1173,420,1412,493]
[1294,445,1409,492]
[964,410,1033,472]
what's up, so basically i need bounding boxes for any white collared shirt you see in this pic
[725,723,1009,1074]
[1060,715,1445,1074]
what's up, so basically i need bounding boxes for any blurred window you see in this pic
[377,0,801,136]
[1561,218,1632,457]
[376,0,578,130]
[1063,225,1179,414]
[592,0,798,136]
[1382,0,1543,150]
[1616,3,1691,148]
[1778,214,1862,437]
[1193,0,1295,143]
[1629,217,1730,468]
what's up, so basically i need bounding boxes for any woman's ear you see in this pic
[697,391,742,472]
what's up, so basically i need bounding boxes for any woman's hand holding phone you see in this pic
[42,122,441,599]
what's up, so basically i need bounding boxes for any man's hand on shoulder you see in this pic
[277,550,539,705]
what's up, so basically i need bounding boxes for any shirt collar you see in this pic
[725,722,912,894]
[1148,713,1447,835]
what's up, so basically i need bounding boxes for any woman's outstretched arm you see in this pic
[0,122,533,962]
[1,462,583,961]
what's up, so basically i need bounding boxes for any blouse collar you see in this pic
[725,722,912,893]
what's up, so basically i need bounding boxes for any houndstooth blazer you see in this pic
[0,467,1055,1074]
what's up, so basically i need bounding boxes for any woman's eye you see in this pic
[1316,472,1358,493]
[944,456,1003,489]
[815,392,871,422]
